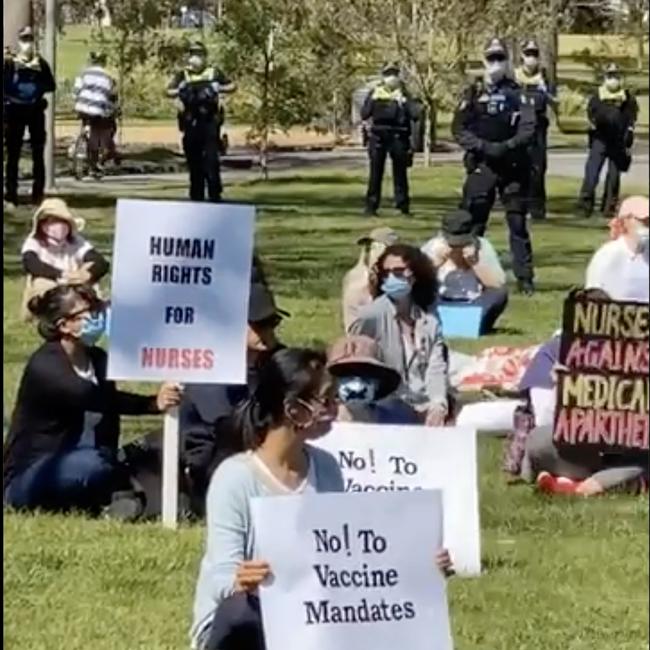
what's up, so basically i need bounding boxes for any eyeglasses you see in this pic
[380,266,412,279]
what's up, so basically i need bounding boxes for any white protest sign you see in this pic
[107,199,254,528]
[252,490,453,650]
[311,423,480,575]
[107,198,255,384]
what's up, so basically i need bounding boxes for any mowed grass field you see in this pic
[3,166,649,649]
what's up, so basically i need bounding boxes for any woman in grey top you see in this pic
[349,244,450,426]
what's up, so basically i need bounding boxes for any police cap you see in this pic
[18,26,34,41]
[521,38,540,54]
[484,37,508,58]
[381,61,401,75]
[604,62,621,76]
[188,40,207,54]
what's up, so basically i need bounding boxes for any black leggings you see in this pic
[203,593,265,650]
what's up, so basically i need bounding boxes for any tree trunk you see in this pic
[4,0,32,50]
[636,25,645,71]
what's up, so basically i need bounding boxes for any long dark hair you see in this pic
[371,243,438,310]
[28,284,102,341]
[234,348,327,450]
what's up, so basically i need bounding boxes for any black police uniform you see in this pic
[3,52,55,204]
[452,76,536,286]
[514,65,555,220]
[361,83,415,215]
[168,65,231,202]
[578,85,638,217]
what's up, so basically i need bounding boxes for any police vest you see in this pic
[6,55,45,105]
[180,66,218,118]
[515,67,550,119]
[598,85,627,106]
[470,80,523,143]
[368,84,410,131]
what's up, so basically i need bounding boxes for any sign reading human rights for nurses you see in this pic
[311,423,481,576]
[252,490,453,650]
[107,199,255,384]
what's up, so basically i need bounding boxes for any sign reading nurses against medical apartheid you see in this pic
[311,423,480,576]
[252,490,453,650]
[107,199,255,384]
[553,291,649,458]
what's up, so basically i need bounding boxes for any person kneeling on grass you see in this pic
[190,348,452,650]
[422,209,508,335]
[2,284,181,518]
[327,334,419,424]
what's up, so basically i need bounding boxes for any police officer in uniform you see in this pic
[3,27,55,206]
[361,62,416,217]
[452,38,536,295]
[167,41,235,202]
[577,63,638,218]
[515,38,557,221]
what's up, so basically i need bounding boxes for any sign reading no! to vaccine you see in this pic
[107,199,255,384]
[252,490,453,650]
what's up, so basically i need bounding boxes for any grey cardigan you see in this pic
[349,295,449,410]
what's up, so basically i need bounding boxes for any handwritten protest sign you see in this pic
[108,199,254,527]
[553,292,649,458]
[311,423,480,575]
[108,199,255,384]
[252,490,453,650]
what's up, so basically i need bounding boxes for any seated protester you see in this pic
[342,226,399,331]
[349,244,450,425]
[586,195,649,303]
[327,334,419,424]
[180,281,287,515]
[3,285,181,517]
[190,348,453,650]
[21,198,109,320]
[422,209,508,334]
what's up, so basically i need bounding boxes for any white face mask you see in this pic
[522,55,539,71]
[635,223,649,249]
[485,60,507,82]
[188,55,205,72]
[383,74,401,91]
[18,40,34,58]
[604,76,621,92]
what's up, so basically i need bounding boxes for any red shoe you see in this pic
[536,471,580,495]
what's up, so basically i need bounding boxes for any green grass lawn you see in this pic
[3,166,649,649]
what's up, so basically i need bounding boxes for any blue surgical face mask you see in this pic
[337,376,379,405]
[80,310,107,347]
[381,273,412,300]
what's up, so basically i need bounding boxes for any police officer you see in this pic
[167,41,235,202]
[3,27,55,206]
[361,62,416,217]
[577,63,638,218]
[515,38,557,221]
[452,38,536,295]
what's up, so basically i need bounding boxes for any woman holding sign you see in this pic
[349,244,451,426]
[3,285,181,518]
[191,348,452,650]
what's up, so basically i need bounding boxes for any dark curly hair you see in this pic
[371,243,438,310]
[28,284,103,341]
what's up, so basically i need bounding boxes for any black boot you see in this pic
[517,279,535,296]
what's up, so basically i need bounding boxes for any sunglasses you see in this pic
[486,54,507,62]
[379,266,411,279]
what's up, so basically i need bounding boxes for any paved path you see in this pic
[21,149,650,196]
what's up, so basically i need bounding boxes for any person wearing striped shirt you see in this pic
[73,52,118,177]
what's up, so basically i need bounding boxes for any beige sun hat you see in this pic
[30,198,86,237]
[327,335,401,399]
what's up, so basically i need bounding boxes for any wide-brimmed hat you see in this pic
[357,226,399,247]
[441,209,476,247]
[248,281,290,325]
[31,198,85,236]
[327,335,401,399]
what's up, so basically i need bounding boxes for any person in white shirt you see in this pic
[422,209,509,334]
[585,195,649,303]
[73,51,118,175]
